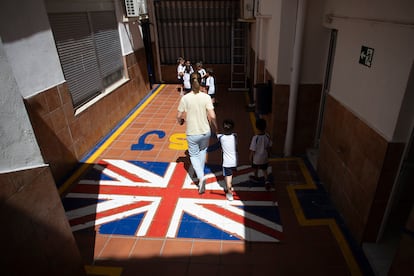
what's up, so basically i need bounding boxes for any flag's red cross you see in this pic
[65,159,283,242]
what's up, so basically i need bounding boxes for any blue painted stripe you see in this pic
[177,213,240,240]
[99,213,145,235]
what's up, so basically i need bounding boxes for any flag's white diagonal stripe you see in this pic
[79,179,162,187]
[167,199,185,237]
[71,205,148,232]
[224,204,283,232]
[66,194,162,234]
[136,200,160,236]
[246,227,280,242]
[66,193,161,202]
[167,198,246,239]
[189,201,246,239]
[93,163,137,185]
[103,159,176,187]
[100,167,136,185]
[66,199,132,220]
[70,198,161,233]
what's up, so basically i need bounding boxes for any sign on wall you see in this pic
[359,46,374,67]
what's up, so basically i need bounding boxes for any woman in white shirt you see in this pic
[177,73,218,194]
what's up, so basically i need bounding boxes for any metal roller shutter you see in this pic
[49,11,123,108]
[154,0,239,64]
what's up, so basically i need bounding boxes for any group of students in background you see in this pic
[176,57,272,202]
[177,57,217,105]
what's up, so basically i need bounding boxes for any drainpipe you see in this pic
[140,16,155,89]
[253,17,261,104]
[284,0,307,156]
[137,0,155,89]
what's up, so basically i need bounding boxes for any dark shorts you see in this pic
[209,93,215,99]
[223,167,236,176]
[252,163,268,170]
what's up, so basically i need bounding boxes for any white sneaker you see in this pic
[226,192,233,201]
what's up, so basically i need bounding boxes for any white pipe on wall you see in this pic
[284,0,307,156]
[253,16,261,104]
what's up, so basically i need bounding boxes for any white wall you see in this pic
[324,0,414,23]
[0,0,65,99]
[301,0,330,83]
[251,0,283,83]
[324,0,414,141]
[252,0,330,85]
[0,38,45,172]
[275,0,294,84]
[115,0,144,55]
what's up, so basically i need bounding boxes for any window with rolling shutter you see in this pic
[49,11,123,108]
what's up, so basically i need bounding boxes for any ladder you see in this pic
[228,21,250,92]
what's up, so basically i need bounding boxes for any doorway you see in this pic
[307,29,337,169]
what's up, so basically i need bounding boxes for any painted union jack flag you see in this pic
[63,159,283,242]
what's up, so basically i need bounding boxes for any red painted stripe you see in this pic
[146,162,187,236]
[98,160,145,182]
[72,183,275,202]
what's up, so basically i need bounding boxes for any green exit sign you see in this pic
[359,46,374,67]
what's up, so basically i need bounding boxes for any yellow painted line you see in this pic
[59,84,165,195]
[285,158,363,276]
[85,265,122,276]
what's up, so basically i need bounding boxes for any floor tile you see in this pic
[161,239,193,260]
[98,236,136,260]
[129,238,164,258]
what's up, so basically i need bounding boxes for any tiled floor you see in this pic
[62,84,374,275]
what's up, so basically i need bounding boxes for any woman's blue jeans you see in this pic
[186,131,211,181]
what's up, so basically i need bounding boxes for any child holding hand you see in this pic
[217,119,237,201]
[249,119,272,190]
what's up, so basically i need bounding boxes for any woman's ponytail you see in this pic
[190,72,201,93]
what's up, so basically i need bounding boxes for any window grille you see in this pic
[154,0,240,64]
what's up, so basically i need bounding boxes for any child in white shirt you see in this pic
[217,119,237,201]
[196,62,207,86]
[205,68,216,104]
[249,118,272,190]
[182,60,194,94]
